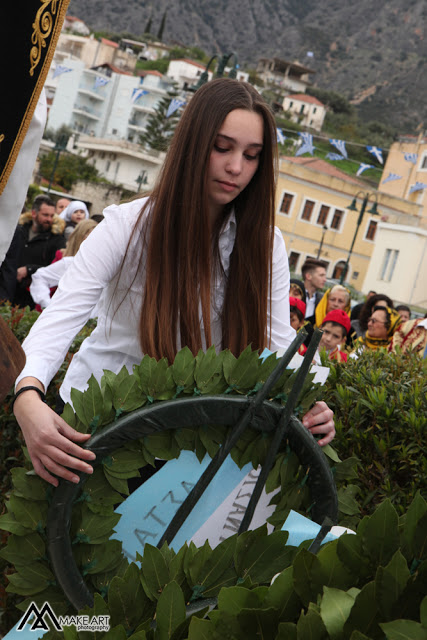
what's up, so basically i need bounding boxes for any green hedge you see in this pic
[321,348,427,517]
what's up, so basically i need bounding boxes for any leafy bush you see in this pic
[322,348,427,516]
[0,304,95,634]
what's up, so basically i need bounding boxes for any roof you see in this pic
[286,93,325,106]
[282,156,365,186]
[91,63,132,76]
[138,70,163,77]
[258,57,315,75]
[65,16,84,23]
[171,58,207,70]
[100,37,118,49]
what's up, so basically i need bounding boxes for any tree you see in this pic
[139,86,182,152]
[157,10,167,41]
[39,152,101,191]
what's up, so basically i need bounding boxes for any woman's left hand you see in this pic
[301,401,335,446]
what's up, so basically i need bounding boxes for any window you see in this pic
[317,204,330,225]
[289,251,300,272]
[379,249,399,282]
[332,260,347,280]
[279,192,294,215]
[299,104,305,114]
[301,199,315,222]
[421,155,427,169]
[313,107,317,114]
[365,220,377,241]
[330,209,344,230]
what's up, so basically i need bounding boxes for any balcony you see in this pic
[78,85,105,101]
[72,104,101,120]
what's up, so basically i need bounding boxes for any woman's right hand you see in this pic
[13,390,96,487]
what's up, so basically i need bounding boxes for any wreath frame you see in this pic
[1,338,340,625]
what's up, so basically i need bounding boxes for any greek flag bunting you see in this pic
[356,163,374,176]
[166,98,186,118]
[382,172,402,184]
[93,76,110,90]
[131,88,149,103]
[52,65,73,79]
[295,132,315,156]
[409,181,427,194]
[404,152,418,164]
[329,138,348,158]
[366,145,383,164]
[276,128,286,145]
[325,152,344,161]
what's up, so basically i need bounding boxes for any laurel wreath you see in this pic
[0,346,353,635]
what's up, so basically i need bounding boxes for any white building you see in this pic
[46,59,176,142]
[167,59,213,91]
[77,137,165,192]
[362,222,427,308]
[282,94,326,132]
[257,58,315,93]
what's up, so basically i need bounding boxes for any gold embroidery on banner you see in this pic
[30,0,59,76]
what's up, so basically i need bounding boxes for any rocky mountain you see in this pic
[68,0,427,132]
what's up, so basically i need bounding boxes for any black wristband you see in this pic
[12,385,46,411]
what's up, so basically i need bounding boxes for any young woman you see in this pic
[13,79,334,487]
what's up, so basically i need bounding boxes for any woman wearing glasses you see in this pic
[354,305,401,351]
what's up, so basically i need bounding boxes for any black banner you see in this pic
[0,0,70,194]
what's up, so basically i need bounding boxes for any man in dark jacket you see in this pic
[13,194,66,308]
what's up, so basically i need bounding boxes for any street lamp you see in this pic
[136,170,148,191]
[47,133,69,193]
[189,52,239,92]
[339,191,379,285]
[317,225,328,259]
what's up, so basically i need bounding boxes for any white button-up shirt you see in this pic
[17,198,295,404]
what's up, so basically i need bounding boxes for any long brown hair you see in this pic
[126,79,278,361]
[64,219,98,257]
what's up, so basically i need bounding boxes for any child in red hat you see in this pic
[319,309,351,363]
[289,296,308,355]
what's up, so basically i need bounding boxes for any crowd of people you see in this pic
[0,194,102,310]
[296,257,427,361]
[0,79,424,489]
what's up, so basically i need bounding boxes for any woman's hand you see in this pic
[14,391,96,486]
[301,400,335,446]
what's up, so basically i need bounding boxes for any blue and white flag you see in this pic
[404,152,418,164]
[166,97,186,118]
[356,163,374,176]
[382,172,402,184]
[52,65,73,79]
[366,145,383,164]
[295,132,315,156]
[409,181,427,194]
[93,76,110,90]
[276,128,286,145]
[131,88,149,103]
[325,152,344,161]
[329,138,348,158]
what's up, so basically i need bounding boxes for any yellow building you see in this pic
[379,135,427,223]
[275,156,422,292]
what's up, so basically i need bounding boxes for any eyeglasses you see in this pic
[367,317,386,325]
